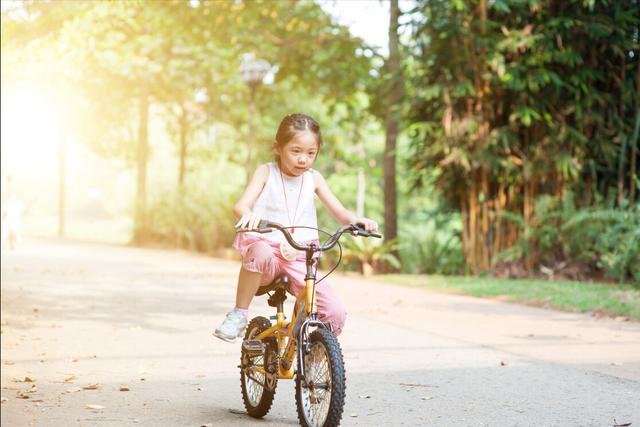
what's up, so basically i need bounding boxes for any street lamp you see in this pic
[239,53,270,181]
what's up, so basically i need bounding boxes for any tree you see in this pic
[405,0,639,276]
[382,0,404,261]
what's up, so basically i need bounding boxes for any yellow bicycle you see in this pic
[238,220,381,427]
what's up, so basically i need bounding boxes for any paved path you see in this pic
[1,238,639,426]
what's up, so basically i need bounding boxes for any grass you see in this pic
[376,274,640,321]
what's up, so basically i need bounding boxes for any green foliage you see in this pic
[496,192,640,283]
[400,232,466,276]
[404,0,639,274]
[563,205,640,283]
[3,0,637,283]
[340,236,400,276]
[142,190,237,253]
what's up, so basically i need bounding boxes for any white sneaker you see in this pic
[213,310,248,343]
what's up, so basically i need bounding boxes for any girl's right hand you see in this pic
[235,211,262,230]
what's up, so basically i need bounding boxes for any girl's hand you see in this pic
[235,211,262,230]
[354,217,378,233]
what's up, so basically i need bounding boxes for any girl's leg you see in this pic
[235,240,279,308]
[313,281,347,336]
[282,262,348,336]
[214,241,277,342]
[235,267,262,309]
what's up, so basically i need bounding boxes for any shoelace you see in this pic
[227,311,245,322]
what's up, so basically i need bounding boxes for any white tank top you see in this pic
[249,162,319,243]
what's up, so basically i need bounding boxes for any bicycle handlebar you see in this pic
[238,220,382,252]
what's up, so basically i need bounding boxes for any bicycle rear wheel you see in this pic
[295,328,346,427]
[240,316,277,418]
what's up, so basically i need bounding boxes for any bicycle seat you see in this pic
[255,275,289,296]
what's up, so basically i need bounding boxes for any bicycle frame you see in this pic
[254,243,326,380]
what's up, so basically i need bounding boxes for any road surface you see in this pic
[1,238,639,426]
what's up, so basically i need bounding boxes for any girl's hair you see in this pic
[273,113,323,162]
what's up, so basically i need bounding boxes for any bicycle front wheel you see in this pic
[295,328,346,427]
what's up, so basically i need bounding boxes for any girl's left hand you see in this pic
[354,217,378,233]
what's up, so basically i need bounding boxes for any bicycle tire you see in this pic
[295,328,346,427]
[240,316,277,418]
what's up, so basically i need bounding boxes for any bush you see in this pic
[496,192,640,283]
[340,236,401,276]
[139,189,237,253]
[563,205,640,283]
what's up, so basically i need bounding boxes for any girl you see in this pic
[214,113,378,342]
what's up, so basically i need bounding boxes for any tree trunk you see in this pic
[383,0,403,257]
[468,176,478,274]
[135,83,149,241]
[629,58,640,206]
[481,167,490,270]
[630,109,639,206]
[178,104,188,194]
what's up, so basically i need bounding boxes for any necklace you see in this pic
[279,168,304,234]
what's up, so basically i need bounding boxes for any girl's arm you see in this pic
[313,170,378,232]
[234,163,269,229]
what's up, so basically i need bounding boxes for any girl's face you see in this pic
[277,131,319,176]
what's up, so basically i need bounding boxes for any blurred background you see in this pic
[1,0,638,283]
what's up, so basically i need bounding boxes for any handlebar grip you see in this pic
[235,219,274,234]
[352,225,382,238]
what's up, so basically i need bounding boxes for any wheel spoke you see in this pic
[301,339,333,427]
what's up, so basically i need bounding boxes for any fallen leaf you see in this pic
[119,387,130,392]
[63,375,78,383]
[86,404,105,410]
[613,419,632,427]
[358,394,371,399]
[16,393,29,399]
[13,377,34,383]
[65,387,82,393]
[25,385,37,393]
[82,384,100,390]
[1,397,8,403]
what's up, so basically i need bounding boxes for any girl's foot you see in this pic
[213,309,248,342]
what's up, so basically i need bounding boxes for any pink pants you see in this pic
[235,234,347,335]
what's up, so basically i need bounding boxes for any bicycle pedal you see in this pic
[242,339,265,354]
